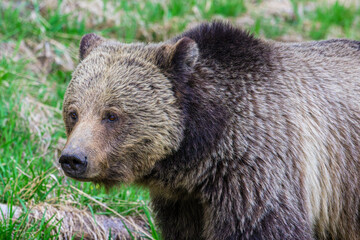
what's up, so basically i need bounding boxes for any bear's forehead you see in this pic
[68,45,171,103]
[91,41,161,61]
[72,47,160,84]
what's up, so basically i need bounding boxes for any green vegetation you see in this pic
[0,0,359,238]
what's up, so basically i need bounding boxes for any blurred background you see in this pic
[0,0,359,239]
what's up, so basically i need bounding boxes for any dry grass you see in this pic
[0,202,148,240]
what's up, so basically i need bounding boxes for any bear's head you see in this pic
[59,33,199,186]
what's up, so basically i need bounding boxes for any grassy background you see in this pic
[0,0,360,239]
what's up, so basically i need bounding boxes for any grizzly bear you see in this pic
[59,22,360,240]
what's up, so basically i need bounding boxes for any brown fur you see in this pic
[60,22,360,239]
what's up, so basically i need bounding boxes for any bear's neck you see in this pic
[140,30,274,189]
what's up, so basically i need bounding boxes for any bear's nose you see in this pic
[59,154,87,177]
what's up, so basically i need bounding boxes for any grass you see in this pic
[0,0,360,239]
[308,1,359,39]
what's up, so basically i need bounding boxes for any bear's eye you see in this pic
[106,113,118,122]
[69,112,78,121]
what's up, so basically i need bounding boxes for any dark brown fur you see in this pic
[60,22,360,239]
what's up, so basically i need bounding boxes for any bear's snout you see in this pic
[59,153,88,177]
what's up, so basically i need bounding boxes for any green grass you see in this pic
[0,0,360,239]
[308,1,359,39]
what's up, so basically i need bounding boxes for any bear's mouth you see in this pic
[62,173,92,182]
[67,174,121,187]
[71,176,92,182]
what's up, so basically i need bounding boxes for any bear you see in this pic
[59,21,360,240]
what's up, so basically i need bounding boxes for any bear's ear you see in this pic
[79,33,105,61]
[156,37,199,72]
[172,37,199,70]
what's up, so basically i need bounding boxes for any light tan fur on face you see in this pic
[62,42,184,185]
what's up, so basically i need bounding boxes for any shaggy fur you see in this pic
[60,22,360,240]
